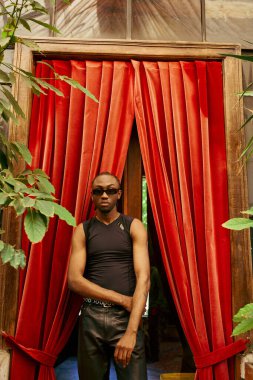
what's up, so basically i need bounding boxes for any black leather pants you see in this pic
[78,303,147,380]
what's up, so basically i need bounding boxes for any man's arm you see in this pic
[114,218,150,368]
[67,223,132,310]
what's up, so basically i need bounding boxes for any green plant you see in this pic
[0,1,97,269]
[232,303,253,337]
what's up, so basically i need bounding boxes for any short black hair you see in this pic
[92,172,121,188]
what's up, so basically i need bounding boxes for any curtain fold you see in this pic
[7,60,134,380]
[132,60,247,380]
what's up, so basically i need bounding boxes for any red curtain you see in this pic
[4,60,134,380]
[133,60,247,379]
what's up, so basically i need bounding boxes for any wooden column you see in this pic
[0,43,33,349]
[223,56,253,316]
[123,125,142,220]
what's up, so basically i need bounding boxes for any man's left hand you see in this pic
[114,331,136,368]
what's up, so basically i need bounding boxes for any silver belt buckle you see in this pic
[102,301,112,308]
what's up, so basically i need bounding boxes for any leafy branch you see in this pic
[0,1,97,269]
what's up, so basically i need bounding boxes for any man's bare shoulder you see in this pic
[73,222,86,242]
[130,218,147,238]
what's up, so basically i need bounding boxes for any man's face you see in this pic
[91,174,122,213]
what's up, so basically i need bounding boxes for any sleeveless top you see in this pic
[82,214,136,296]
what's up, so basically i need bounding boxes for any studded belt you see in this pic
[84,298,115,308]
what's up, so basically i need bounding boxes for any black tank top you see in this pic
[83,214,136,296]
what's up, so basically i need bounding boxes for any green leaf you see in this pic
[17,37,40,52]
[0,192,10,205]
[233,303,253,322]
[1,106,19,124]
[0,150,8,169]
[241,208,253,216]
[60,76,98,103]
[9,249,26,269]
[11,142,32,165]
[19,18,31,32]
[239,114,253,131]
[2,87,26,118]
[33,169,49,178]
[37,61,55,71]
[26,18,60,34]
[25,78,47,96]
[37,176,55,194]
[8,72,15,84]
[239,135,253,159]
[0,69,9,82]
[221,53,253,62]
[14,180,27,192]
[10,197,26,215]
[238,91,253,97]
[222,218,253,230]
[27,174,35,185]
[23,196,35,207]
[53,203,76,226]
[21,188,55,200]
[0,243,14,264]
[34,199,54,217]
[232,318,253,336]
[35,77,64,97]
[24,209,48,243]
[0,240,4,250]
[30,1,48,14]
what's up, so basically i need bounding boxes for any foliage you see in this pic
[232,303,253,336]
[0,1,97,269]
[222,208,253,231]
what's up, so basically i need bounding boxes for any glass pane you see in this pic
[206,0,253,49]
[56,0,127,39]
[132,0,202,41]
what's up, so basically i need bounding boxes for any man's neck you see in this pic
[95,210,120,225]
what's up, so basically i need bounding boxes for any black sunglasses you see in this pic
[92,188,120,196]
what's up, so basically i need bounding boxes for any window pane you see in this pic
[56,0,127,39]
[132,0,202,41]
[206,0,253,49]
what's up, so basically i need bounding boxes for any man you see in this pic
[68,172,150,380]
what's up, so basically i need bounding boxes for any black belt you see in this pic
[84,298,115,308]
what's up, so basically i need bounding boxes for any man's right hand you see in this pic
[121,295,133,312]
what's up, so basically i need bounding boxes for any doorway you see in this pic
[54,123,195,379]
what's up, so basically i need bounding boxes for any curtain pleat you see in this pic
[133,60,246,380]
[8,60,134,380]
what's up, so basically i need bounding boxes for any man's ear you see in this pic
[118,189,122,199]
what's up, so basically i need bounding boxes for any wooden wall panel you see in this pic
[206,0,253,49]
[132,0,202,41]
[55,0,127,39]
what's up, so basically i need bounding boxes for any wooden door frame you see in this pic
[1,38,252,360]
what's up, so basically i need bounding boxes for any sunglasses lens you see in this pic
[92,189,103,196]
[106,189,118,195]
[92,188,119,196]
